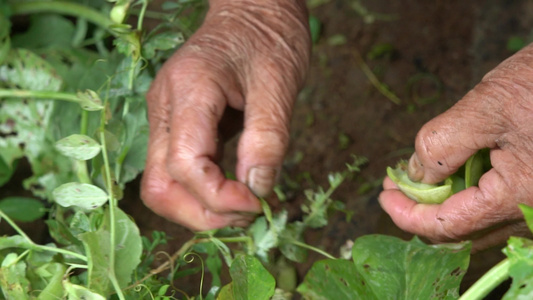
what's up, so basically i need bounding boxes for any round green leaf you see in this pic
[52,182,108,210]
[0,197,46,222]
[230,254,275,300]
[55,134,101,161]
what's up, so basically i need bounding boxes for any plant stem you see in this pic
[0,209,33,242]
[353,49,401,105]
[136,0,149,31]
[75,160,92,184]
[80,110,89,135]
[10,1,114,30]
[0,89,80,103]
[99,96,125,300]
[217,236,252,244]
[0,209,88,262]
[289,240,336,260]
[459,258,510,300]
[38,245,88,262]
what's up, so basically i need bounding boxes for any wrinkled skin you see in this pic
[140,0,310,231]
[380,44,533,252]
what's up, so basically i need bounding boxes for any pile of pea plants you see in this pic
[1,1,533,299]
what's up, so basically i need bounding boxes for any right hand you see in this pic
[140,0,311,231]
[379,44,533,251]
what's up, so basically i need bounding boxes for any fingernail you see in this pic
[247,166,277,198]
[229,213,257,227]
[408,153,424,182]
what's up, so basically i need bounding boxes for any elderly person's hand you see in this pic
[380,44,533,251]
[141,0,310,231]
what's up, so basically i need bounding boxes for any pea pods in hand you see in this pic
[386,149,490,204]
[386,162,452,204]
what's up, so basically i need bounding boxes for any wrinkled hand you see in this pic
[380,44,533,251]
[141,0,310,231]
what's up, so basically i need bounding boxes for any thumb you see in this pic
[408,85,505,184]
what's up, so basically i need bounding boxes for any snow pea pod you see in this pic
[387,149,490,204]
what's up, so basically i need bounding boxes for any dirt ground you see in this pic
[3,0,533,298]
[122,0,533,296]
[120,0,533,296]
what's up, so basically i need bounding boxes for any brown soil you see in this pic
[3,0,532,298]
[125,0,533,297]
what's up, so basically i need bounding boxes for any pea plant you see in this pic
[1,1,533,299]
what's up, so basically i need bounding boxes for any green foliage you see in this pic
[0,0,205,298]
[507,36,526,52]
[227,254,276,300]
[2,1,533,299]
[0,197,45,222]
[309,15,321,44]
[298,236,471,299]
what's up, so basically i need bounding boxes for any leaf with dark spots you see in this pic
[352,235,471,300]
[297,259,375,299]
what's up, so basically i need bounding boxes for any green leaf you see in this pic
[308,15,321,44]
[113,208,142,288]
[279,222,308,263]
[78,226,111,295]
[0,155,15,187]
[76,89,104,111]
[352,235,471,299]
[218,282,234,300]
[11,14,75,49]
[0,196,46,222]
[63,280,106,300]
[0,48,63,91]
[79,207,142,295]
[0,48,77,199]
[37,262,67,300]
[0,253,31,299]
[520,204,533,234]
[229,254,275,300]
[0,235,39,251]
[297,259,373,300]
[46,218,84,249]
[143,31,185,59]
[507,36,526,52]
[249,216,278,261]
[117,102,149,184]
[502,237,533,299]
[0,13,10,65]
[55,134,101,161]
[52,182,108,210]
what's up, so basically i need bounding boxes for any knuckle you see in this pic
[244,126,289,158]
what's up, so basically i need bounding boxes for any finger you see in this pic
[235,63,296,198]
[141,125,256,231]
[379,168,522,242]
[165,69,261,214]
[382,176,399,190]
[470,221,530,253]
[407,82,507,184]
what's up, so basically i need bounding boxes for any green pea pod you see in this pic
[387,163,452,204]
[465,149,488,188]
[387,149,491,204]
